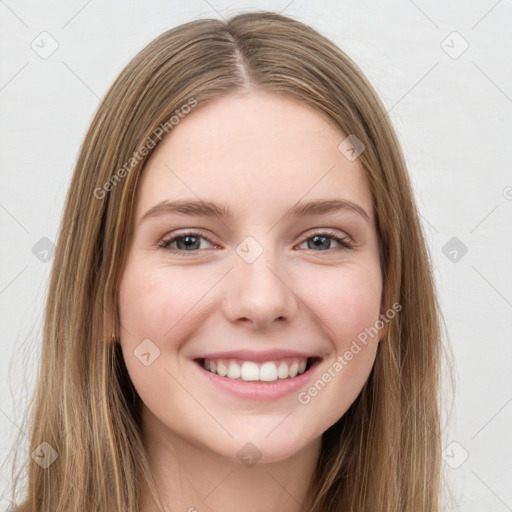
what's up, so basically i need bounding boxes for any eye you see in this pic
[297,230,353,251]
[159,229,353,255]
[159,230,216,254]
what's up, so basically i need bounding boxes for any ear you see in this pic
[378,317,389,340]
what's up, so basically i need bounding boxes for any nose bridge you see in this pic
[223,235,297,327]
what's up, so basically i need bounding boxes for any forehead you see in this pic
[134,91,374,222]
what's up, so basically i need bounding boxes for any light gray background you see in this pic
[1,1,511,510]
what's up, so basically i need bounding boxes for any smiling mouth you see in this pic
[194,357,321,383]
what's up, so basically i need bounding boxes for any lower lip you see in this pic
[193,359,321,400]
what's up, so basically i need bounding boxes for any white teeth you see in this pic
[288,362,299,378]
[216,361,227,377]
[241,361,259,381]
[227,361,241,379]
[277,362,289,379]
[202,357,310,381]
[259,362,277,382]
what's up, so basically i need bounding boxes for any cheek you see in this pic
[118,260,207,342]
[117,261,205,411]
[294,267,382,427]
[303,263,383,349]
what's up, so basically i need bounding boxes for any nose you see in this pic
[222,248,299,330]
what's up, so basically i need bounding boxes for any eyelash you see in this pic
[158,229,354,255]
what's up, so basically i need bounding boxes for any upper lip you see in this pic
[193,349,321,362]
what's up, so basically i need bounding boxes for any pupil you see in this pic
[178,236,199,250]
[310,235,329,250]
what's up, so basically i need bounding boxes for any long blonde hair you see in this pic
[7,11,449,511]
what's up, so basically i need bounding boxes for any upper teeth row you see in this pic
[203,358,308,381]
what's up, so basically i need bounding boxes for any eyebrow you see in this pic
[139,198,371,224]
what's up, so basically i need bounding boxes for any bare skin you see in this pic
[118,90,387,512]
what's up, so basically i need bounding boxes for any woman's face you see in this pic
[118,90,387,463]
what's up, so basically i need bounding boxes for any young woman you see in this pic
[7,11,446,512]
